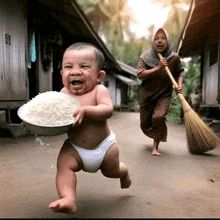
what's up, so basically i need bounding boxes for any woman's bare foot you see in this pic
[152,139,161,156]
[120,173,131,189]
[49,196,77,214]
[152,150,161,156]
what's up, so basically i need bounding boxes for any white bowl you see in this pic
[17,105,73,136]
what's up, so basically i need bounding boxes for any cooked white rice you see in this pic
[19,91,80,126]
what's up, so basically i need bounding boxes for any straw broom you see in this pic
[158,53,220,154]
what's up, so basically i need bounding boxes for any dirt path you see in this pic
[1,112,220,218]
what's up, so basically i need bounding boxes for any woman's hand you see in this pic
[158,57,167,70]
[173,85,182,94]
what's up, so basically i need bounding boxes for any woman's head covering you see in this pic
[140,27,174,67]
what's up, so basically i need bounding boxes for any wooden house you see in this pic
[177,0,220,121]
[0,0,139,136]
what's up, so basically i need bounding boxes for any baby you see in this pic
[49,42,131,214]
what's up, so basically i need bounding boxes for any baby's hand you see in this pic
[73,106,86,127]
[21,122,32,133]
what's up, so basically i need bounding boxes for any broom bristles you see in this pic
[157,53,220,154]
[184,108,220,154]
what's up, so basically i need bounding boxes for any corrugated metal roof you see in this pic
[113,74,140,86]
[117,60,137,76]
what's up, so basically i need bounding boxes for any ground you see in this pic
[1,111,220,218]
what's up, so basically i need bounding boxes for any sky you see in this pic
[127,0,170,39]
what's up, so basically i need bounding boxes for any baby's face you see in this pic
[61,49,103,95]
[153,30,168,54]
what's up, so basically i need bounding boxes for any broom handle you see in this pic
[158,53,191,112]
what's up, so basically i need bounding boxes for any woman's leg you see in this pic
[152,139,161,156]
[150,97,171,156]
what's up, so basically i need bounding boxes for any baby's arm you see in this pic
[137,58,167,80]
[74,85,113,126]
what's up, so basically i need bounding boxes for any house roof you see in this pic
[35,0,137,80]
[177,0,220,57]
[115,61,139,86]
[113,74,140,86]
[117,60,137,77]
[35,0,121,72]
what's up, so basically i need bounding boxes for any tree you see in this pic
[77,0,134,56]
[152,0,191,51]
[153,0,191,29]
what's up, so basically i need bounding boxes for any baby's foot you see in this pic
[120,173,131,189]
[49,196,77,214]
[152,150,161,156]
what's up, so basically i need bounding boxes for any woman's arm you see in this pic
[173,73,184,93]
[137,58,167,80]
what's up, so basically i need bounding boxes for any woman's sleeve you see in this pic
[137,58,148,76]
[176,56,185,77]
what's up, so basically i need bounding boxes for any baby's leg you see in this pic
[119,161,131,188]
[49,140,82,214]
[100,144,131,189]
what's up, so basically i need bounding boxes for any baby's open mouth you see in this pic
[71,79,83,85]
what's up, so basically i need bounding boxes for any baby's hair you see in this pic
[64,42,105,70]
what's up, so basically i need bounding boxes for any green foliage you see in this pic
[114,37,150,68]
[182,57,201,97]
[166,91,182,122]
[166,57,201,122]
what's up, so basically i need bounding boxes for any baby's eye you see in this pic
[64,65,72,69]
[81,65,90,69]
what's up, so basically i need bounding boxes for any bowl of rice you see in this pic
[18,91,80,136]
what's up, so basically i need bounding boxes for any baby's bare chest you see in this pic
[76,88,98,106]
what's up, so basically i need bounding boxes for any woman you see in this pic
[137,28,184,156]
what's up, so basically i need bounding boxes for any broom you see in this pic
[158,53,220,154]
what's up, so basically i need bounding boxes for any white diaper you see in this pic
[69,132,116,173]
